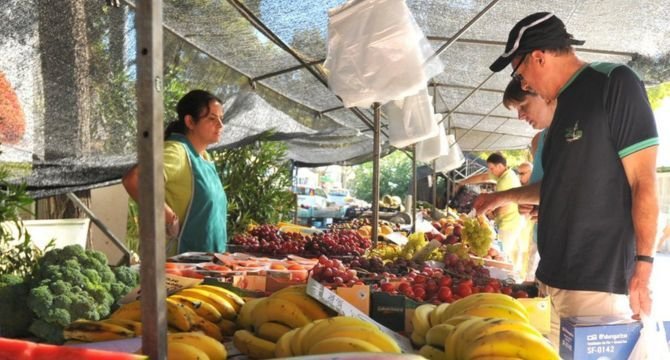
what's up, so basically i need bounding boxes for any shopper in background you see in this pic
[476,12,659,347]
[515,162,533,186]
[457,152,524,274]
[502,78,556,281]
[123,90,228,256]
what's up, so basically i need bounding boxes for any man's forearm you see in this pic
[631,179,658,257]
[501,181,541,205]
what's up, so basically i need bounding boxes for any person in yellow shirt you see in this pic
[457,153,525,273]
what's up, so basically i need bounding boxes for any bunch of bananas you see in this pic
[274,316,401,357]
[232,285,333,359]
[410,293,559,359]
[64,284,243,359]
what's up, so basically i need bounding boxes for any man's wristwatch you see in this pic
[635,255,654,263]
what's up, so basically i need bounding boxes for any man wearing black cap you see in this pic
[474,12,659,347]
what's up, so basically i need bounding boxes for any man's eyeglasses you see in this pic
[510,53,528,82]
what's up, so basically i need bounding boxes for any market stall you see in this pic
[2,0,670,359]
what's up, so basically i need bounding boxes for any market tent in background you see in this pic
[0,0,669,197]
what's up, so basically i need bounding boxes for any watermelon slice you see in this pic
[0,337,147,360]
[0,337,35,360]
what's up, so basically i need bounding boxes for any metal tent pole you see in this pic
[136,0,166,358]
[65,192,131,266]
[431,160,437,217]
[371,103,381,247]
[411,145,417,233]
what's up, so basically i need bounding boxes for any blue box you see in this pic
[560,315,670,360]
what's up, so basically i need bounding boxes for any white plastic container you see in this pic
[1,219,90,250]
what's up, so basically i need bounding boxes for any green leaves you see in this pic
[213,134,295,237]
[351,151,412,203]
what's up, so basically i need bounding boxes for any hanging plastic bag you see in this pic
[385,89,439,148]
[325,0,444,108]
[435,134,465,172]
[416,118,449,163]
[628,315,670,360]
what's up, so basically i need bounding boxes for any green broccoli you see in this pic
[26,245,140,343]
[0,274,34,338]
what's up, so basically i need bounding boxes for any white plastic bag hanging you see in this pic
[416,120,449,163]
[385,89,439,148]
[325,0,444,108]
[628,315,670,360]
[435,134,465,172]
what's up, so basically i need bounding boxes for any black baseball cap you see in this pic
[489,12,585,72]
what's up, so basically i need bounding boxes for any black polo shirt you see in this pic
[537,63,658,294]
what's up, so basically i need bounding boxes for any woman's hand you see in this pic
[164,204,180,238]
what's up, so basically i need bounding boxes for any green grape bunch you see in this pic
[460,216,494,257]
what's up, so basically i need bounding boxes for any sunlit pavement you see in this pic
[651,252,670,320]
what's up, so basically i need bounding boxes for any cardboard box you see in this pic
[518,296,551,335]
[369,292,419,334]
[560,315,670,360]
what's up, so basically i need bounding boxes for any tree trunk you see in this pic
[36,0,93,220]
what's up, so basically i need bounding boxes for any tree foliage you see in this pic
[351,151,412,203]
[213,135,295,238]
[647,82,670,110]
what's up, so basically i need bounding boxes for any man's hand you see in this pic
[472,192,507,215]
[628,261,653,319]
[518,204,539,221]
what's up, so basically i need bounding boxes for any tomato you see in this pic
[456,283,473,298]
[501,286,513,295]
[439,275,453,288]
[514,290,529,298]
[413,287,426,300]
[437,286,452,302]
[380,283,395,292]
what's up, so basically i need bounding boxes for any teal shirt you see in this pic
[530,130,546,184]
[167,134,227,255]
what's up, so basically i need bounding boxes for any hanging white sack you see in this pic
[385,89,439,148]
[416,120,449,163]
[628,314,670,360]
[435,134,465,172]
[324,0,444,108]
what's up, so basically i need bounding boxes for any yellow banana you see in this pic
[177,288,237,321]
[445,316,488,360]
[430,303,450,326]
[412,304,436,336]
[460,304,529,323]
[236,297,264,331]
[410,330,427,347]
[419,344,448,360]
[63,319,135,342]
[216,318,237,336]
[233,329,276,360]
[271,284,307,296]
[191,315,224,342]
[169,294,223,323]
[101,318,143,335]
[275,328,298,358]
[305,316,377,345]
[168,332,227,360]
[195,284,245,312]
[463,330,559,360]
[315,325,401,353]
[453,317,503,359]
[292,322,317,356]
[251,298,311,330]
[270,290,329,321]
[166,298,197,331]
[425,323,455,349]
[256,321,292,342]
[441,314,480,327]
[307,337,382,355]
[458,319,543,359]
[444,293,528,321]
[109,300,142,322]
[167,342,209,360]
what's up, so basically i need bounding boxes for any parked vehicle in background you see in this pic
[327,188,352,206]
[294,186,347,227]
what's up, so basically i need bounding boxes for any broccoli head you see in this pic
[29,318,65,344]
[26,245,135,343]
[0,274,34,338]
